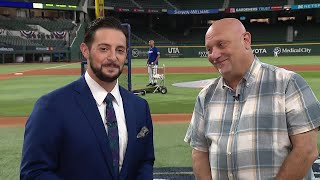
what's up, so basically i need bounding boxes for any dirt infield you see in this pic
[0,114,192,127]
[0,64,319,127]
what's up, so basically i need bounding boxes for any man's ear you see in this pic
[80,43,89,59]
[243,32,252,50]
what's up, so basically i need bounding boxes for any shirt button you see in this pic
[227,152,231,155]
[231,131,234,135]
[229,173,232,177]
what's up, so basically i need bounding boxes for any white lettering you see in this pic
[36,47,49,51]
[236,7,258,12]
[252,48,267,54]
[281,48,311,53]
[0,47,14,51]
[198,51,208,57]
[168,47,180,54]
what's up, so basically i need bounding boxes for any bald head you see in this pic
[206,18,246,39]
[205,18,252,52]
[204,18,254,87]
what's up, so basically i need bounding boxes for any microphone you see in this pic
[233,94,240,101]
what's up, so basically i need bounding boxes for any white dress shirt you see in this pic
[85,72,128,171]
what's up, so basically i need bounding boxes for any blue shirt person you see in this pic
[146,40,160,86]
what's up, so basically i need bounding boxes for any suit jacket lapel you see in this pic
[119,87,136,178]
[73,77,116,178]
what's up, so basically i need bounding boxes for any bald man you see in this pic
[185,18,320,179]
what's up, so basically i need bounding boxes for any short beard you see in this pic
[90,60,123,83]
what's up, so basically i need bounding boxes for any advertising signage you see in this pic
[291,3,320,10]
[0,46,24,52]
[131,46,207,58]
[167,9,219,15]
[226,6,283,13]
[251,44,317,56]
[0,1,78,10]
[116,7,162,13]
[131,44,320,58]
[43,3,77,10]
[0,1,33,8]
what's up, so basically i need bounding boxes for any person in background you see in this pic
[20,17,155,180]
[146,39,160,86]
[185,18,320,180]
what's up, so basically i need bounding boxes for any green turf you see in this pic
[0,73,215,116]
[132,56,320,67]
[131,58,211,67]
[0,63,81,75]
[297,72,320,98]
[0,76,79,116]
[132,73,216,113]
[1,56,320,75]
[154,123,192,167]
[259,56,320,66]
[1,72,320,116]
[0,127,24,179]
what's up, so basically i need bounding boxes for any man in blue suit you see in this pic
[20,17,155,180]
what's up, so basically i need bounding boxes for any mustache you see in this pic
[101,62,120,68]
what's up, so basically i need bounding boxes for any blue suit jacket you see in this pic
[20,76,155,180]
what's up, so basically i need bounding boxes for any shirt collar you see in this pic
[84,71,121,106]
[243,55,261,87]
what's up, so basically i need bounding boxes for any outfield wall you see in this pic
[1,43,320,63]
[131,43,320,59]
[0,45,69,63]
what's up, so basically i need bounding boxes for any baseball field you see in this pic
[1,56,320,179]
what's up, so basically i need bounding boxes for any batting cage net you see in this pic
[81,23,132,91]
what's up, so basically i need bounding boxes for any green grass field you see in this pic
[1,56,320,75]
[0,127,24,179]
[0,63,80,75]
[1,56,320,179]
[129,56,320,67]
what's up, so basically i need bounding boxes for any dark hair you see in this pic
[84,17,128,49]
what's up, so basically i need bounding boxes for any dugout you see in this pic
[0,50,70,64]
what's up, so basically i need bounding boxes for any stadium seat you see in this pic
[293,24,320,42]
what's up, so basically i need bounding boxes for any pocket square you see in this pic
[137,126,149,138]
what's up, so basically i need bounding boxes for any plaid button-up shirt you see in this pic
[185,57,320,179]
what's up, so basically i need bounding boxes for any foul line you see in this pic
[44,63,79,70]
